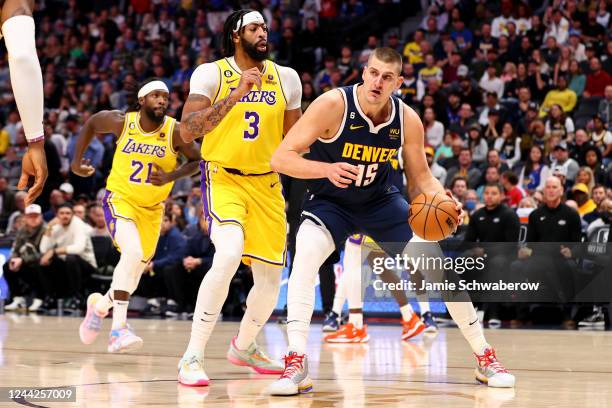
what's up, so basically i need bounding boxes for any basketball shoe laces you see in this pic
[281,353,305,379]
[475,349,507,373]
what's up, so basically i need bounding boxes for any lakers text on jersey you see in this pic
[103,111,179,261]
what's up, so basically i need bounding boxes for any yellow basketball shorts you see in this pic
[200,161,287,267]
[102,189,164,262]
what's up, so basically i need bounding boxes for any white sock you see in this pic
[112,300,129,329]
[349,312,363,329]
[400,304,414,321]
[95,291,113,315]
[417,293,430,314]
[96,219,144,315]
[2,16,44,141]
[235,263,282,350]
[445,301,488,354]
[286,220,334,354]
[344,239,363,311]
[187,223,244,357]
[331,267,347,316]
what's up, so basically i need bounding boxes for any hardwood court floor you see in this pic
[1,314,611,407]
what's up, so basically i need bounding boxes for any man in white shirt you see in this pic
[544,8,570,45]
[38,203,97,310]
[479,64,504,100]
[491,8,515,38]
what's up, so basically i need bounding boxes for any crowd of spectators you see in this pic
[1,0,611,328]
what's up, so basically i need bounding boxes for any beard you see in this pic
[143,105,166,124]
[241,36,268,61]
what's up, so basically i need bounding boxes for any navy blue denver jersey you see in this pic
[306,84,404,204]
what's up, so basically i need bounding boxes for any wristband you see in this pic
[28,135,45,143]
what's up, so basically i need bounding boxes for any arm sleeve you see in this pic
[277,65,302,110]
[188,63,220,99]
[526,211,538,243]
[39,232,53,253]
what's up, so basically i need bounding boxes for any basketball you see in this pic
[408,192,458,241]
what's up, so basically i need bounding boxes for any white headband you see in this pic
[234,11,265,32]
[138,81,169,99]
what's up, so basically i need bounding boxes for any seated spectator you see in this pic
[570,129,595,165]
[538,75,577,117]
[478,92,503,127]
[140,212,186,313]
[418,54,443,88]
[446,148,481,188]
[570,183,597,217]
[43,190,65,222]
[450,176,468,206]
[456,69,482,110]
[38,203,97,311]
[3,204,45,312]
[87,204,110,237]
[164,215,215,316]
[518,145,550,193]
[501,171,526,209]
[403,29,425,66]
[582,146,608,185]
[425,145,446,186]
[448,103,477,137]
[494,122,522,170]
[551,141,580,184]
[568,60,586,97]
[584,57,612,98]
[476,166,501,200]
[438,134,463,169]
[598,85,612,130]
[467,123,488,165]
[479,149,510,176]
[479,64,504,100]
[590,115,612,158]
[584,185,608,224]
[544,104,575,139]
[576,167,596,193]
[423,107,444,148]
[5,191,26,233]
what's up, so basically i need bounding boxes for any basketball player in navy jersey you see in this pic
[268,48,515,395]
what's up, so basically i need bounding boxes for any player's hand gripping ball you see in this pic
[409,192,459,241]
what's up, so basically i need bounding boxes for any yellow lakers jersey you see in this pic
[106,111,178,207]
[202,58,287,174]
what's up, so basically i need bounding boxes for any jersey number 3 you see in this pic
[355,163,379,187]
[243,111,260,140]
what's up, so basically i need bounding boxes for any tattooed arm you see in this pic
[180,67,262,143]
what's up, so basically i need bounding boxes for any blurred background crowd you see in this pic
[0,0,611,329]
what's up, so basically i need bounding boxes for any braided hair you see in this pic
[222,9,255,58]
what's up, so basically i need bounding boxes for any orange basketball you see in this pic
[408,192,459,241]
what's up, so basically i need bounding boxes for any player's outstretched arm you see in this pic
[270,90,359,188]
[180,67,262,142]
[70,110,124,178]
[150,124,202,186]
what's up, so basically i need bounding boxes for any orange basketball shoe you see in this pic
[324,323,369,343]
[401,313,426,341]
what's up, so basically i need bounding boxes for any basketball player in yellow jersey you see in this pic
[71,79,201,353]
[177,9,302,386]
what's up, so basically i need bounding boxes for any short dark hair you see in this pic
[368,47,403,74]
[484,183,503,193]
[57,203,74,211]
[502,171,518,185]
[450,176,468,189]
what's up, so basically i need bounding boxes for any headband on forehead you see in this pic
[138,80,169,99]
[234,11,265,32]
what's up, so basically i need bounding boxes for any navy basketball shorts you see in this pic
[301,188,413,258]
